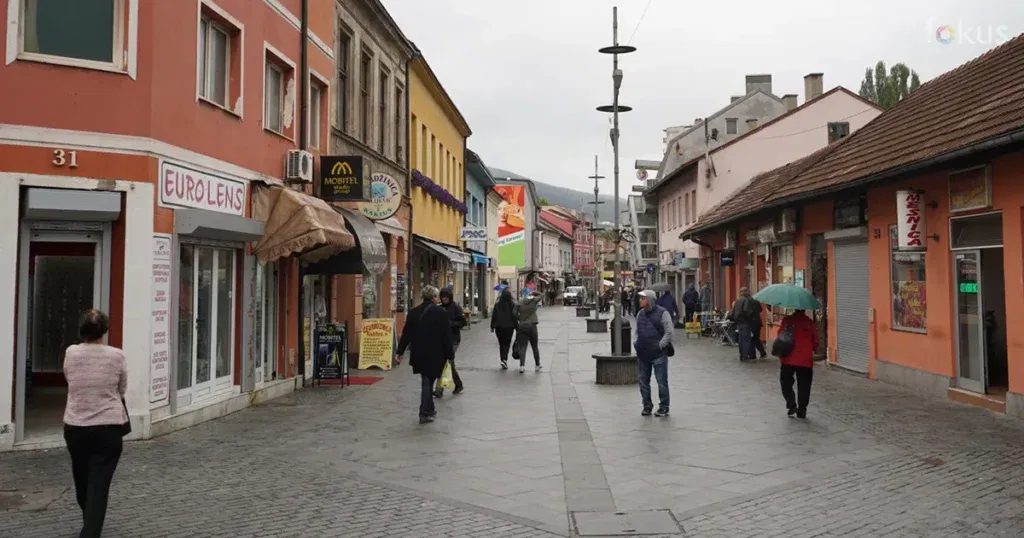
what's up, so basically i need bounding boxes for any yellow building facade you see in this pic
[408,55,472,297]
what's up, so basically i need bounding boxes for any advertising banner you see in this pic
[896,190,926,250]
[494,185,526,266]
[320,156,370,201]
[314,323,348,380]
[357,319,394,370]
[360,172,402,220]
[149,234,172,404]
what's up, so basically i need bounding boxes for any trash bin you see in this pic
[610,319,631,355]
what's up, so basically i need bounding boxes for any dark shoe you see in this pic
[796,409,807,419]
[787,407,797,417]
[428,409,437,417]
[500,360,508,370]
[419,415,435,424]
[641,408,653,416]
[433,390,443,399]
[453,385,464,395]
[655,408,669,417]
[760,353,768,359]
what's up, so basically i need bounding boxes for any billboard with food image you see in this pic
[495,185,526,266]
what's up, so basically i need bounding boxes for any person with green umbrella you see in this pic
[754,284,822,419]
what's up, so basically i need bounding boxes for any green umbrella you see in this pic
[753,283,821,310]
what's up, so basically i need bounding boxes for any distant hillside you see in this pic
[488,167,627,222]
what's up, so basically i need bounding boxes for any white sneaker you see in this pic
[535,364,543,372]
[519,366,525,373]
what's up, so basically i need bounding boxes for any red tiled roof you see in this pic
[766,33,1024,203]
[687,33,1024,236]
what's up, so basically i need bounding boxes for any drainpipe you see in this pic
[404,52,415,313]
[296,0,309,381]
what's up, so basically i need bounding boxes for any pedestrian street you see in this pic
[5,306,1024,537]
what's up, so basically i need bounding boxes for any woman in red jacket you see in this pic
[778,309,819,419]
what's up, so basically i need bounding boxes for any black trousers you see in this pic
[514,323,541,366]
[684,306,695,323]
[780,364,814,411]
[434,342,462,395]
[64,424,123,538]
[495,328,515,362]
[751,323,768,357]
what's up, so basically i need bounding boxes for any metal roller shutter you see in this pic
[833,241,870,373]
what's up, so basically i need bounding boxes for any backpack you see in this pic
[771,324,795,358]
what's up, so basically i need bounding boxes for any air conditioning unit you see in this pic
[724,229,737,250]
[756,223,778,244]
[284,150,313,183]
[778,208,797,234]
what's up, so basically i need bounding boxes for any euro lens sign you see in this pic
[895,190,926,250]
[319,155,369,201]
[459,227,487,241]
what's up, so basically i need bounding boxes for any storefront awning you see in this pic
[373,216,405,238]
[414,236,471,270]
[335,207,388,273]
[252,186,355,263]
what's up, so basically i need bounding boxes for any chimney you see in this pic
[745,74,773,95]
[782,94,799,111]
[746,118,758,131]
[804,73,824,103]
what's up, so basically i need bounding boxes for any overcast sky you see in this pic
[386,0,1023,196]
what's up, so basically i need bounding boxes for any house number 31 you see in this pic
[52,149,79,168]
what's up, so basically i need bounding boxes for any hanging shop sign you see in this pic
[359,172,402,220]
[948,166,991,213]
[159,161,246,216]
[895,190,926,250]
[459,227,488,241]
[320,155,370,201]
[313,323,348,380]
[719,250,736,266]
[358,318,394,370]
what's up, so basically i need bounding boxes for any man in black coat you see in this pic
[434,286,466,397]
[395,286,454,424]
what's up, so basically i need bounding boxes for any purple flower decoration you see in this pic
[410,168,469,214]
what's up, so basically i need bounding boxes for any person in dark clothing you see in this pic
[656,290,679,325]
[490,289,518,369]
[749,297,769,359]
[728,287,763,361]
[634,290,674,417]
[778,309,819,419]
[633,291,642,318]
[513,291,543,372]
[434,286,466,397]
[682,284,700,323]
[396,286,455,424]
[620,288,630,316]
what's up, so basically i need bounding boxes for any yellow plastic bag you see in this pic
[439,361,455,390]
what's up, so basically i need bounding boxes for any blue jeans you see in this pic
[638,356,669,411]
[420,374,436,417]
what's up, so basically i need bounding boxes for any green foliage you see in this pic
[859,61,922,109]
[537,197,550,206]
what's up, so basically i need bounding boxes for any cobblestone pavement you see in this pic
[3,306,1024,537]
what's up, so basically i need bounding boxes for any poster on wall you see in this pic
[150,234,172,405]
[358,319,394,370]
[494,185,526,266]
[395,273,407,312]
[893,280,927,330]
[314,323,348,380]
[895,190,926,250]
[390,265,398,313]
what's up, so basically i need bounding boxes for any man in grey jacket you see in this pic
[513,291,543,373]
[633,290,674,417]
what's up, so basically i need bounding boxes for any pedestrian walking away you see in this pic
[63,309,130,538]
[513,290,543,373]
[434,286,466,397]
[728,287,764,361]
[682,283,700,323]
[657,289,679,326]
[490,289,518,370]
[634,290,674,417]
[396,286,455,424]
[777,309,819,419]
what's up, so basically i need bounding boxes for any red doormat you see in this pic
[318,376,384,386]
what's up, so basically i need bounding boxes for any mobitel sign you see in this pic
[320,156,370,201]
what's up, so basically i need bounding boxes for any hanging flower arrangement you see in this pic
[412,169,467,214]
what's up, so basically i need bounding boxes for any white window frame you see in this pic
[7,0,139,78]
[264,63,285,134]
[262,42,297,139]
[309,69,331,150]
[193,1,245,117]
[177,245,237,403]
[197,16,231,108]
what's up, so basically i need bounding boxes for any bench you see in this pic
[591,353,638,385]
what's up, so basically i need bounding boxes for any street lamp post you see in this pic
[587,155,604,320]
[597,6,635,356]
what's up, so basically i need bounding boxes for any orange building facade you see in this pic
[0,0,338,450]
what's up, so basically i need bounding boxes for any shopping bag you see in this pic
[439,361,455,389]
[771,325,795,358]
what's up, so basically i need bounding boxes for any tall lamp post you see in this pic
[597,6,635,356]
[587,155,604,319]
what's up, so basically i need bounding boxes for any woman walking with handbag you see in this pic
[490,289,518,370]
[62,309,130,538]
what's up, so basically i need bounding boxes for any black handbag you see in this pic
[771,325,795,358]
[118,398,131,437]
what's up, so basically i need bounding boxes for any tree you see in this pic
[537,197,550,206]
[859,61,922,110]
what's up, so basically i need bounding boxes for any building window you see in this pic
[177,245,236,392]
[264,62,285,134]
[21,0,120,65]
[309,80,324,149]
[336,27,351,130]
[684,192,690,224]
[379,67,389,153]
[254,262,278,383]
[828,122,850,143]
[691,189,696,221]
[395,85,405,162]
[360,50,372,143]
[726,118,738,135]
[890,226,927,331]
[198,16,231,107]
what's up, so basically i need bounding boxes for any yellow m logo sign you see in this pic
[331,161,353,175]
